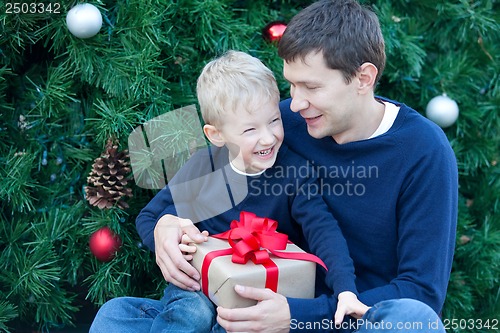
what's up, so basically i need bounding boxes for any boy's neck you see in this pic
[229,159,265,176]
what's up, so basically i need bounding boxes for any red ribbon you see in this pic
[201,211,327,300]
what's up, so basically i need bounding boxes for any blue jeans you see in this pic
[354,298,445,333]
[89,284,225,333]
[91,290,444,333]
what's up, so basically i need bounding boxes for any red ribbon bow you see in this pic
[201,211,327,299]
[213,211,289,265]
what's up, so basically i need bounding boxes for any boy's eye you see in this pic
[243,128,255,134]
[271,117,280,123]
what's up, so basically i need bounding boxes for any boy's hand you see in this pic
[179,230,209,261]
[334,291,370,326]
[154,214,208,291]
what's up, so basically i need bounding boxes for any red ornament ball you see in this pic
[89,226,122,262]
[263,21,287,42]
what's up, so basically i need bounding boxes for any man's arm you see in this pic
[217,286,293,333]
[136,186,207,290]
[153,214,206,290]
[216,287,339,333]
[359,133,458,312]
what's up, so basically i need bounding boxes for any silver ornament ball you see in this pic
[425,94,459,128]
[66,3,103,39]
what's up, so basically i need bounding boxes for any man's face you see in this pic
[283,51,360,141]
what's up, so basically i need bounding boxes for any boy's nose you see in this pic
[260,129,275,145]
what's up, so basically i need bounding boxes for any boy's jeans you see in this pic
[90,284,224,333]
[90,285,445,333]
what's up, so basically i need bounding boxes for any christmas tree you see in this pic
[0,0,498,332]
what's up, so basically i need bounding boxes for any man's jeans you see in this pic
[354,298,445,332]
[90,285,445,333]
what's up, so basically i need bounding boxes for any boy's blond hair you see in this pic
[197,50,280,126]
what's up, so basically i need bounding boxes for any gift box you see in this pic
[190,212,326,308]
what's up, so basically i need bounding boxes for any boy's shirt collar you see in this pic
[229,160,266,177]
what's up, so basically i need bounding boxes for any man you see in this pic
[153,1,457,332]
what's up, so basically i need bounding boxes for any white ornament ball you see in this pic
[66,4,103,39]
[425,94,459,128]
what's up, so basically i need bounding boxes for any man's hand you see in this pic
[154,214,207,291]
[217,285,291,333]
[334,291,370,326]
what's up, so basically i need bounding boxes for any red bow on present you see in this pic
[212,211,289,265]
[200,212,327,298]
[213,211,327,270]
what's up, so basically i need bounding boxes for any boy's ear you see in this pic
[357,62,378,94]
[203,124,225,147]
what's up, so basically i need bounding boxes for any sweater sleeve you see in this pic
[135,186,177,252]
[135,147,216,252]
[289,161,357,299]
[287,295,337,332]
[358,129,458,313]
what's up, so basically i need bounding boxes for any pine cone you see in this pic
[85,140,133,209]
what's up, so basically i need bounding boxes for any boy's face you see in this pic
[214,99,284,174]
[283,51,360,141]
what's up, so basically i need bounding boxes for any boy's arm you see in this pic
[136,146,216,251]
[136,148,216,289]
[135,183,197,253]
[179,231,209,261]
[290,174,357,299]
[135,186,176,252]
[334,291,369,325]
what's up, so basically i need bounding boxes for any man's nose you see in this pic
[290,89,309,113]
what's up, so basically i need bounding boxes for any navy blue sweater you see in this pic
[136,144,357,300]
[281,97,458,329]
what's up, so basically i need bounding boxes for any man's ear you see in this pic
[203,124,225,147]
[357,62,378,94]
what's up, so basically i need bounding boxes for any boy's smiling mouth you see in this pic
[255,147,274,157]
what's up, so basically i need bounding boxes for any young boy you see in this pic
[90,50,368,332]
